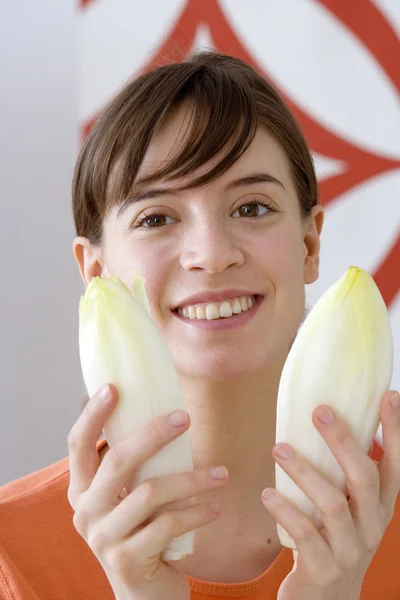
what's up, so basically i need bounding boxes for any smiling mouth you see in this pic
[174,294,261,321]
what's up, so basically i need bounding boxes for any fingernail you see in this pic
[168,410,189,427]
[100,384,110,402]
[274,443,293,459]
[391,392,400,409]
[262,489,276,502]
[209,502,221,515]
[316,405,335,424]
[209,466,229,480]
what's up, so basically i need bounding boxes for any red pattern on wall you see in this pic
[80,0,95,8]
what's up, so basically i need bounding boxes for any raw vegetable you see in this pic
[275,266,393,549]
[79,271,195,561]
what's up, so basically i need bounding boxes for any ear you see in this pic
[72,236,105,287]
[303,205,324,285]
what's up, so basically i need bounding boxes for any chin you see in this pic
[174,346,273,381]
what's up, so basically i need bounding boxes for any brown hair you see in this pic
[72,51,318,244]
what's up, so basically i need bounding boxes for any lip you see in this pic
[171,289,262,310]
[172,294,264,331]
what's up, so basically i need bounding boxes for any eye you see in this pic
[232,198,273,219]
[133,213,176,229]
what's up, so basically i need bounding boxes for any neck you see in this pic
[177,347,288,554]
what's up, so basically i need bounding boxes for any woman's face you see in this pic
[90,112,323,380]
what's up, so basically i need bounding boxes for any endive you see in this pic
[79,271,194,561]
[275,266,393,549]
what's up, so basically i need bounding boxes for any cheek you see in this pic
[102,224,177,325]
[102,231,169,289]
[255,224,304,282]
[261,225,306,323]
[119,245,174,329]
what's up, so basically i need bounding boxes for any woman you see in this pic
[1,51,399,600]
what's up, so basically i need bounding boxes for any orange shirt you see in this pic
[1,439,399,599]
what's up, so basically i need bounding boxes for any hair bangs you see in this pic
[110,65,259,209]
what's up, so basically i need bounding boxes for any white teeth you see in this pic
[219,301,233,318]
[240,297,249,312]
[206,304,220,320]
[232,298,242,314]
[177,295,257,321]
[196,306,206,320]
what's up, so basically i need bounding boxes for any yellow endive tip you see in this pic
[80,269,151,318]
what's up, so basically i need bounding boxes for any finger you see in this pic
[262,488,338,585]
[378,390,400,515]
[311,404,382,551]
[67,384,117,507]
[120,501,221,560]
[103,465,229,540]
[86,411,191,511]
[271,440,359,567]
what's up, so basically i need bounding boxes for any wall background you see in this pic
[0,1,83,486]
[0,0,399,486]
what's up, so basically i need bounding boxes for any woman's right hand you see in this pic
[67,383,229,600]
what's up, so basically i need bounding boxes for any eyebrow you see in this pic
[117,172,285,219]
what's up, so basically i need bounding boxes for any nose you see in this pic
[180,221,244,273]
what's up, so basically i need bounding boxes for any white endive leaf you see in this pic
[79,272,194,561]
[276,267,393,548]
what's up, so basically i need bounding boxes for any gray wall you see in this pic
[0,1,85,486]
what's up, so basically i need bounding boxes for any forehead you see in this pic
[136,106,294,192]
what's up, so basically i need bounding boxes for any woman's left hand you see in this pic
[262,389,400,600]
